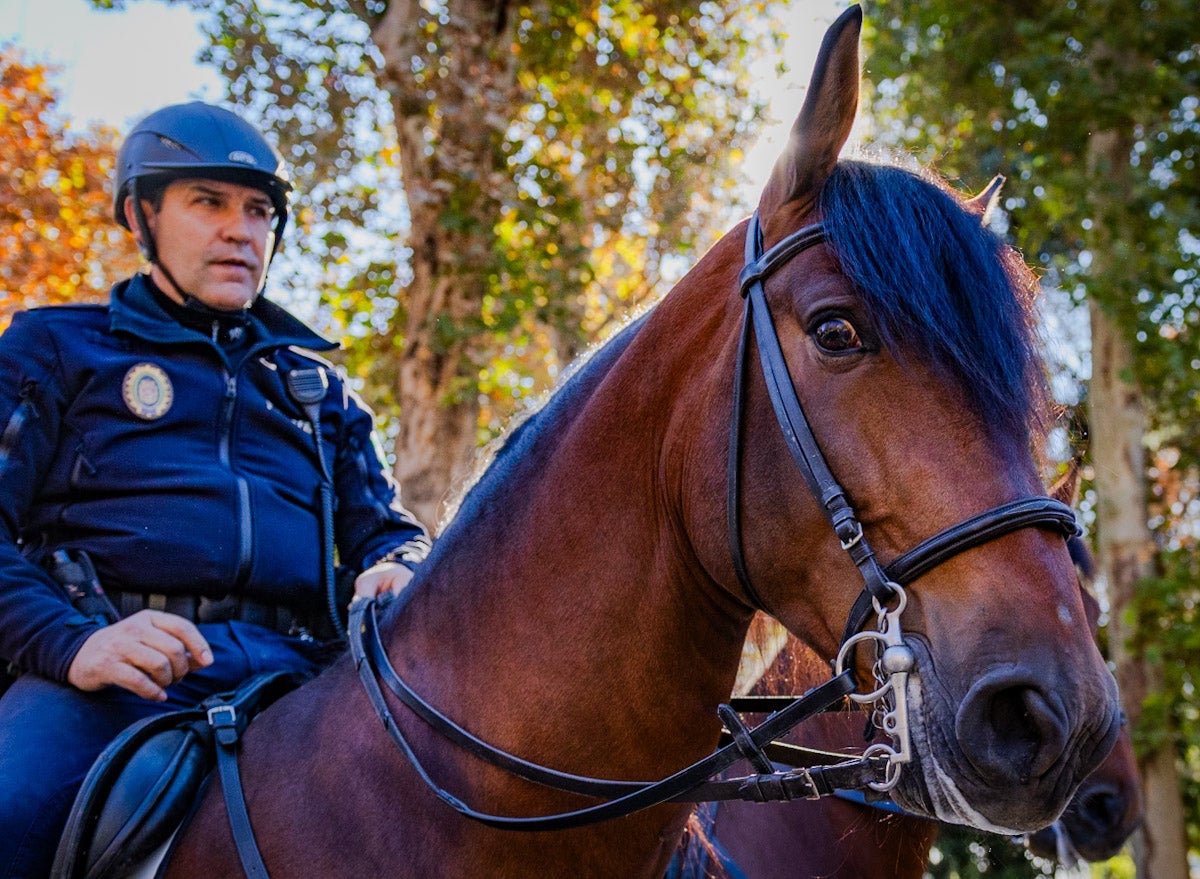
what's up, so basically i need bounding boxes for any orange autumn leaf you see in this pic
[0,46,141,328]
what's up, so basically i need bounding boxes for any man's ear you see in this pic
[123,196,154,260]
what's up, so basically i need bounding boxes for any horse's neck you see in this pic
[385,291,751,779]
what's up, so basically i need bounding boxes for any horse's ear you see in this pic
[1068,535,1098,591]
[758,4,862,230]
[964,175,1006,224]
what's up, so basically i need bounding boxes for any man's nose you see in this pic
[219,208,258,242]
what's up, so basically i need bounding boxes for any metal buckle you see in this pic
[207,703,237,729]
[839,521,863,550]
[789,767,823,801]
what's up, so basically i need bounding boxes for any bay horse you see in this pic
[672,540,1141,878]
[162,6,1121,876]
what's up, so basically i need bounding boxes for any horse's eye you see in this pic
[813,317,862,353]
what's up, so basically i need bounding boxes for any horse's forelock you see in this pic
[818,158,1049,441]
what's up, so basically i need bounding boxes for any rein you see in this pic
[217,211,1082,869]
[343,212,1078,821]
[346,597,878,831]
[338,213,1076,821]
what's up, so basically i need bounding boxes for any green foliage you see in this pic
[1129,547,1200,853]
[928,825,1138,878]
[926,826,1052,879]
[865,0,1200,464]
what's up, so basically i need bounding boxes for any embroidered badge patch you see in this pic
[122,363,173,420]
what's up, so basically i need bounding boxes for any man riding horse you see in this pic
[0,102,430,878]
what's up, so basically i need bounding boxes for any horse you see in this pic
[673,538,1141,878]
[1025,728,1141,865]
[160,6,1122,876]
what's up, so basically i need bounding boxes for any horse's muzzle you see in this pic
[954,669,1071,785]
[950,664,1122,829]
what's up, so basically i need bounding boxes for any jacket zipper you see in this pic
[0,380,39,471]
[218,373,254,588]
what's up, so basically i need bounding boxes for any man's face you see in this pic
[129,177,276,311]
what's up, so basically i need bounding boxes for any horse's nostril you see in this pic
[956,677,1070,785]
[1077,789,1122,830]
[985,689,1037,761]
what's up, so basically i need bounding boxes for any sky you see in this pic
[0,0,846,199]
[0,0,224,128]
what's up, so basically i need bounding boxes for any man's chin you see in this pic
[195,283,257,311]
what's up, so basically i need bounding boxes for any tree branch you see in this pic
[343,0,380,30]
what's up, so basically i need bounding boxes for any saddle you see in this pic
[51,670,307,879]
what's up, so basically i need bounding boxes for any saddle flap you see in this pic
[51,670,308,879]
[87,723,211,878]
[50,710,211,879]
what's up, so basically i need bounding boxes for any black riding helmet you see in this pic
[114,102,292,290]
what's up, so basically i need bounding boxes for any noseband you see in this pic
[730,212,1079,787]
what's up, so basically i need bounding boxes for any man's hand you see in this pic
[353,561,415,600]
[67,610,213,701]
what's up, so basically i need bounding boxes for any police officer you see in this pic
[0,102,431,877]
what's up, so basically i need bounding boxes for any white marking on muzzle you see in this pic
[906,675,1025,835]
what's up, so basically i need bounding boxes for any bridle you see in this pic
[348,211,1078,818]
[221,210,1082,871]
[730,212,1079,788]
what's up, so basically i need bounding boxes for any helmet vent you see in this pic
[227,150,258,166]
[157,135,186,151]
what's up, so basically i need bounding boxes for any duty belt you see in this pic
[105,591,328,641]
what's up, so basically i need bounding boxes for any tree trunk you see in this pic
[367,0,517,528]
[1086,130,1190,879]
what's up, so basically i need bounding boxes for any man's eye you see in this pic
[812,317,862,353]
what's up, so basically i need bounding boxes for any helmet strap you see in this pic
[128,178,158,264]
[153,259,225,315]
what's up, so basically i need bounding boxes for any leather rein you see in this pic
[219,213,1081,872]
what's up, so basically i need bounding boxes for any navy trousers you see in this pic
[0,621,329,879]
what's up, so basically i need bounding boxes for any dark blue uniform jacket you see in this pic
[0,275,430,681]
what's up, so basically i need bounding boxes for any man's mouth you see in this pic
[210,258,255,274]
